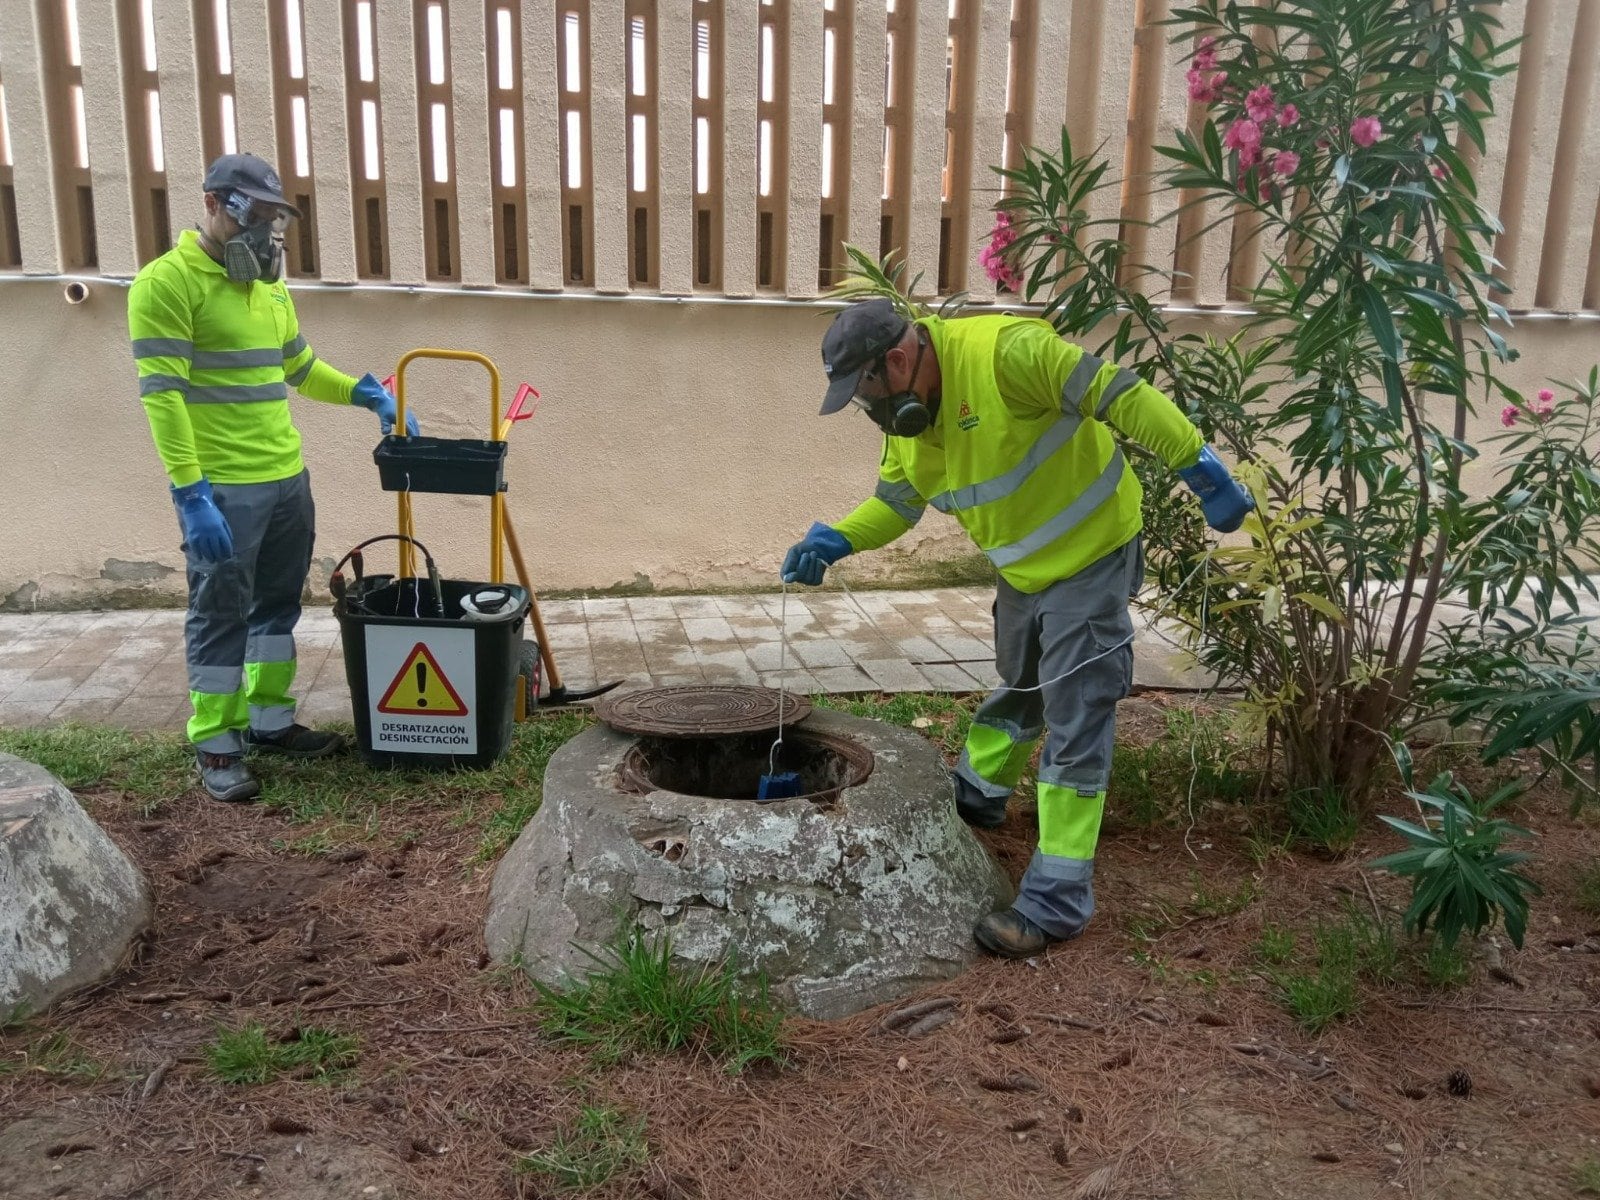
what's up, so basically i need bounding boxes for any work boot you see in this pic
[196,752,261,804]
[973,909,1062,959]
[245,723,344,758]
[956,798,1007,830]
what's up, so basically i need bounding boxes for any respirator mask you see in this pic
[219,191,289,283]
[850,330,933,437]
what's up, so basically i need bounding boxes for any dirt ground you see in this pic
[4,696,1600,1200]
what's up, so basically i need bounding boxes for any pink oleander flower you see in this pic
[1209,70,1228,93]
[1276,104,1299,128]
[1198,34,1216,52]
[1237,146,1260,171]
[1246,85,1276,124]
[1272,150,1300,177]
[1431,164,1448,180]
[1187,67,1228,104]
[1224,117,1263,154]
[1533,388,1556,417]
[1350,115,1383,147]
[980,213,1023,291]
[1500,404,1520,427]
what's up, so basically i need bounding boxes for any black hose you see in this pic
[332,535,445,616]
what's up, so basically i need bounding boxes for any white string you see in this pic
[767,576,790,779]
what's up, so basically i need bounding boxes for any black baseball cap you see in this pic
[820,298,911,415]
[203,153,301,218]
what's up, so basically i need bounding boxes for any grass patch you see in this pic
[204,1023,359,1085]
[1576,862,1600,918]
[515,1103,650,1191]
[531,927,786,1074]
[1575,1158,1600,1196]
[1420,938,1473,990]
[1186,871,1260,918]
[1110,707,1261,828]
[470,709,593,860]
[0,1032,108,1080]
[1285,782,1362,854]
[1270,904,1399,1032]
[0,723,192,813]
[1254,923,1296,965]
[813,691,975,758]
[0,711,592,859]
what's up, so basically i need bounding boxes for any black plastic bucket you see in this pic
[335,576,531,770]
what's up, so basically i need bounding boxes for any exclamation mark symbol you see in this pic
[415,660,428,708]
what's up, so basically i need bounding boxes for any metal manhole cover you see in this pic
[594,685,812,738]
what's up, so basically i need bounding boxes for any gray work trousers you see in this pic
[952,536,1143,939]
[178,470,315,754]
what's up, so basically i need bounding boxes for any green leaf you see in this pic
[1357,282,1401,362]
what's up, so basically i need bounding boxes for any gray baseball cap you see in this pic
[203,153,301,218]
[820,298,911,415]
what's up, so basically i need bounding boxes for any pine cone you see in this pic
[1447,1068,1473,1098]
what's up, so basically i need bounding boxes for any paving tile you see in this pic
[713,595,775,621]
[640,640,703,677]
[741,642,798,672]
[586,619,644,646]
[110,634,179,663]
[0,640,75,670]
[633,618,689,646]
[50,697,127,724]
[653,673,708,687]
[689,645,759,683]
[44,636,133,668]
[4,675,80,704]
[109,694,191,733]
[855,658,935,692]
[540,622,591,653]
[581,597,632,620]
[0,667,35,701]
[807,664,876,693]
[916,662,987,692]
[963,660,1003,689]
[625,596,681,620]
[757,667,824,693]
[537,599,586,624]
[668,595,725,619]
[681,616,738,644]
[589,639,650,679]
[82,611,158,633]
[0,699,65,728]
[789,640,855,669]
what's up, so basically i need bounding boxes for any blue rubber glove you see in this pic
[171,479,234,563]
[1177,446,1253,533]
[781,522,853,586]
[351,372,420,436]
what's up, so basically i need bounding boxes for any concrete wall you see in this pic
[2,275,1595,609]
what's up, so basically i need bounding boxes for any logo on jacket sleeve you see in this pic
[957,399,980,431]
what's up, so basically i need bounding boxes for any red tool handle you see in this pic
[505,382,541,425]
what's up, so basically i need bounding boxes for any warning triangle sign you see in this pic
[377,642,469,716]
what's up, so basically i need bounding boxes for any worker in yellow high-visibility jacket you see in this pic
[128,154,420,804]
[783,299,1251,958]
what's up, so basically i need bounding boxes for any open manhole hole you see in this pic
[618,727,873,805]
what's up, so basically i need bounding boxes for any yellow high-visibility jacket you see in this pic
[128,229,357,486]
[832,313,1204,593]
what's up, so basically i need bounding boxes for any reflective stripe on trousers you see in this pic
[181,471,315,752]
[951,535,1143,938]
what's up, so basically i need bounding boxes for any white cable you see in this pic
[767,576,790,780]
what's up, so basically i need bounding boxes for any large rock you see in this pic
[485,708,1012,1019]
[0,754,151,1015]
